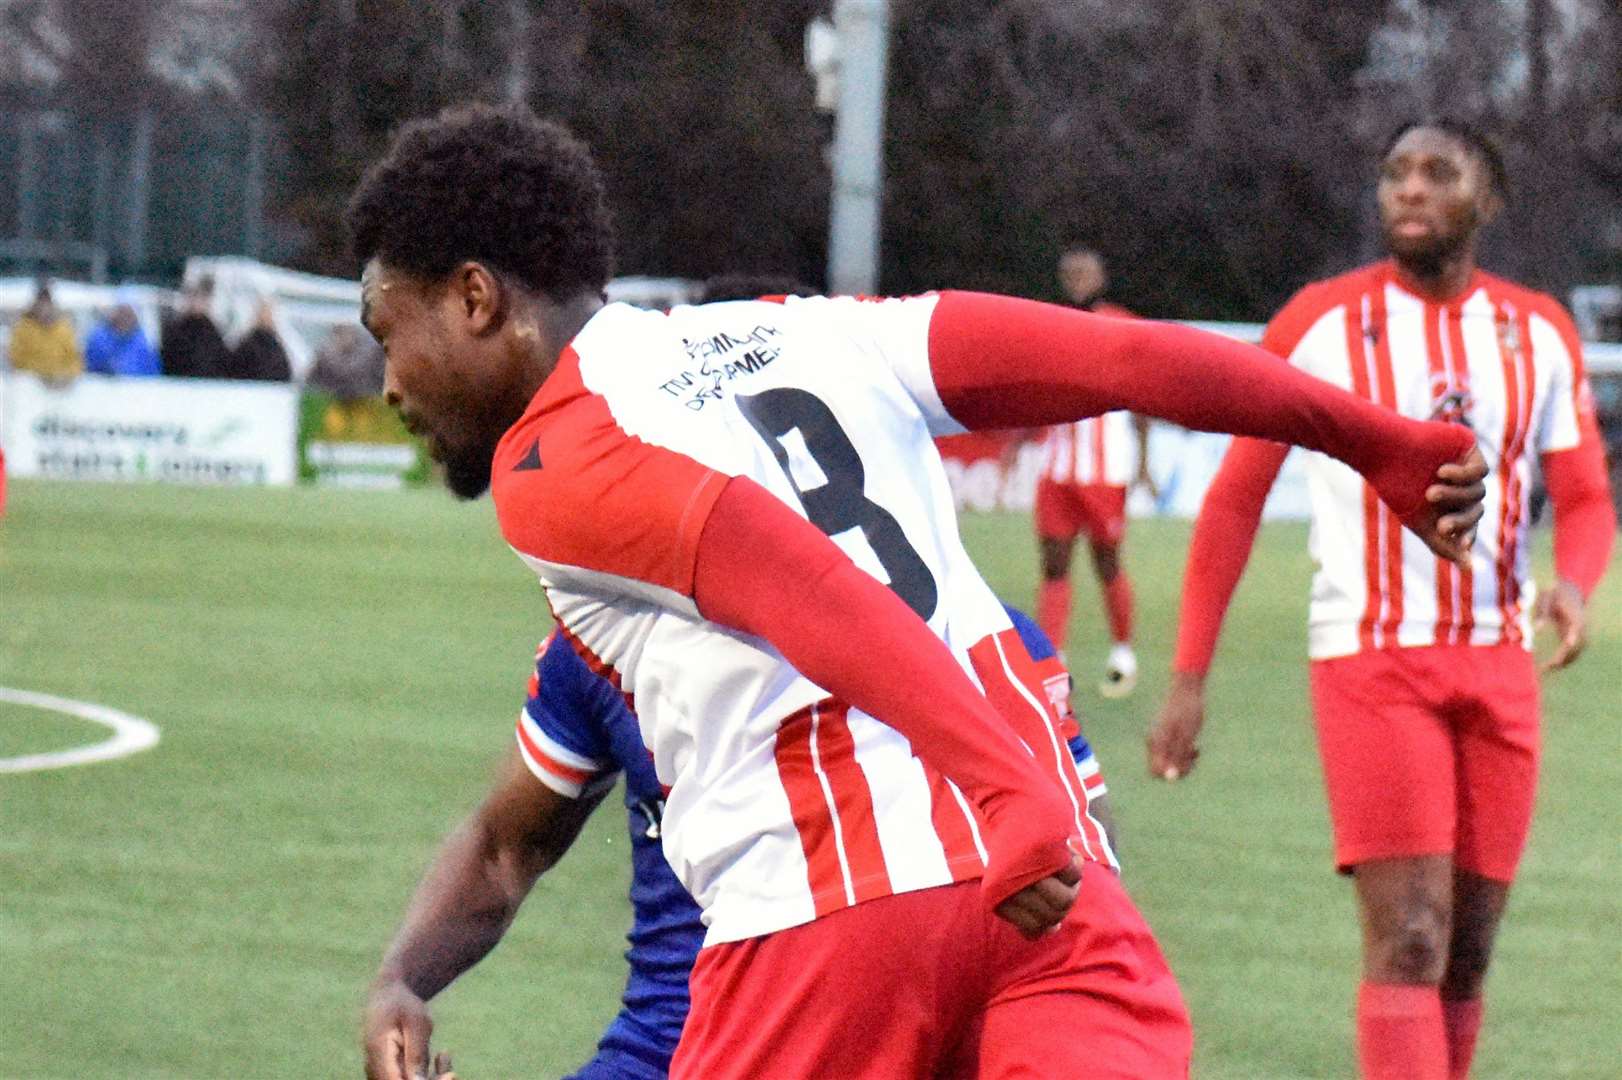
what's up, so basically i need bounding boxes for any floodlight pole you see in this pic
[826,0,891,296]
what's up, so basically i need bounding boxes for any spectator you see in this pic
[160,276,232,379]
[229,299,293,382]
[307,323,385,401]
[6,277,83,386]
[84,292,160,377]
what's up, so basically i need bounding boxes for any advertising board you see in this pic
[0,372,298,486]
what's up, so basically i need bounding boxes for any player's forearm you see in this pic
[1172,438,1285,676]
[693,479,1056,801]
[1544,441,1617,599]
[1171,499,1260,677]
[692,477,1076,899]
[376,818,541,1001]
[925,291,1472,519]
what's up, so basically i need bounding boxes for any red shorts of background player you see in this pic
[671,871,1190,1080]
[1035,479,1127,545]
[1309,643,1540,883]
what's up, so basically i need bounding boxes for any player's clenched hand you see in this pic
[977,789,1081,934]
[1365,421,1484,568]
[994,853,1082,940]
[364,980,456,1080]
[1535,579,1588,672]
[1420,448,1489,567]
[1147,673,1205,782]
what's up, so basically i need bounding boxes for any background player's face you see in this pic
[1058,251,1106,305]
[362,259,523,500]
[1377,127,1498,271]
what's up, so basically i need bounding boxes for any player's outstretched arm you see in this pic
[363,751,601,1080]
[1146,436,1287,782]
[1537,435,1617,672]
[923,291,1487,563]
[692,476,1082,933]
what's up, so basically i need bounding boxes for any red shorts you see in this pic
[1035,480,1127,544]
[671,873,1189,1080]
[1309,644,1540,882]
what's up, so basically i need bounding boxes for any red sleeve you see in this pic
[491,352,730,597]
[692,476,1077,909]
[1542,436,1616,600]
[1172,438,1291,675]
[1521,293,1615,598]
[924,290,1473,526]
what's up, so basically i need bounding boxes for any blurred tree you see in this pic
[254,0,827,284]
[242,0,1622,307]
[0,0,167,114]
[560,0,829,287]
[253,0,489,273]
[1361,0,1622,293]
[0,0,257,276]
[883,0,1393,318]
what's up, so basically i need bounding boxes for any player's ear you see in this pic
[453,261,506,336]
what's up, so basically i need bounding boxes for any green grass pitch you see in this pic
[1,479,1615,1078]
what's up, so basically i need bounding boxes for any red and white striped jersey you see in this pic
[1265,261,1592,659]
[1039,411,1134,487]
[491,295,1113,946]
[1039,300,1137,488]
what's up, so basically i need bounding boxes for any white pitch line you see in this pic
[0,687,160,773]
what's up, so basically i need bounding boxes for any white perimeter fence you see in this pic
[2,260,1619,517]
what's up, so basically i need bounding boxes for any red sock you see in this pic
[1102,573,1133,644]
[1442,997,1483,1079]
[1357,982,1447,1080]
[1036,578,1072,649]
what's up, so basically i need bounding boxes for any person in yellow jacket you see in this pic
[7,278,83,385]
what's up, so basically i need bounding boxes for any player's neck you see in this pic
[520,290,605,391]
[1390,246,1478,303]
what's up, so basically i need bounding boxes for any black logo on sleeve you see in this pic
[513,439,544,471]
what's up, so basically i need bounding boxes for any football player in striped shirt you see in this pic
[348,103,1484,1079]
[360,607,1105,1080]
[1149,119,1615,1080]
[1033,247,1153,697]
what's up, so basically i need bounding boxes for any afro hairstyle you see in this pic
[347,103,615,299]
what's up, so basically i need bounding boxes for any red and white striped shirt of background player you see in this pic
[1039,410,1135,488]
[492,294,1115,947]
[1260,260,1597,659]
[1038,300,1138,490]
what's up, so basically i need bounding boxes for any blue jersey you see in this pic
[522,604,1094,1077]
[525,634,703,1079]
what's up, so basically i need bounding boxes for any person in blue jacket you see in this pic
[84,294,159,377]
